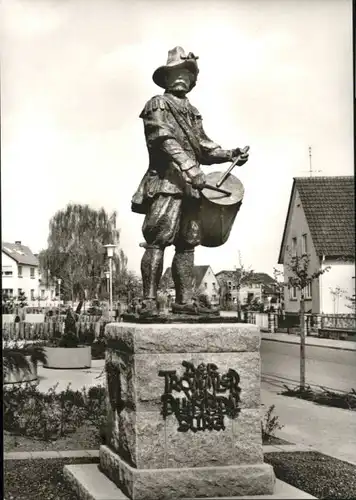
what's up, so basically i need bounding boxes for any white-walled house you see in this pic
[278,176,355,314]
[215,270,279,309]
[2,241,56,306]
[160,265,220,305]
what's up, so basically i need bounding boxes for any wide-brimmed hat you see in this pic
[152,46,199,89]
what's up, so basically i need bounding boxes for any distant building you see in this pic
[2,241,56,306]
[278,176,355,314]
[215,270,278,309]
[160,265,220,305]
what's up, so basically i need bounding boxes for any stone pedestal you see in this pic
[98,322,275,499]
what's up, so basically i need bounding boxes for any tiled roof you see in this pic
[2,242,39,266]
[161,265,211,288]
[279,176,355,261]
[215,270,275,286]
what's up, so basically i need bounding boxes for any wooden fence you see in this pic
[2,319,113,342]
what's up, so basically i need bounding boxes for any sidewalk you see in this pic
[262,332,356,351]
[261,388,356,465]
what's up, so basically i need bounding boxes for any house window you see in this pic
[30,267,35,278]
[18,265,23,277]
[291,237,297,256]
[30,289,35,300]
[204,282,207,288]
[212,294,216,301]
[2,266,13,276]
[41,289,46,299]
[289,286,297,300]
[303,283,312,300]
[3,288,13,297]
[228,281,232,290]
[212,282,216,288]
[302,234,308,255]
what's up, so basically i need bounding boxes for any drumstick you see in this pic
[186,180,231,196]
[216,146,250,188]
[203,183,231,196]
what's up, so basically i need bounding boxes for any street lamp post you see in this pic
[105,271,110,295]
[58,278,62,310]
[104,244,116,318]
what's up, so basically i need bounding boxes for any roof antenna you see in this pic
[305,146,322,177]
[308,146,312,176]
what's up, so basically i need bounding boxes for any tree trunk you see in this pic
[237,286,241,321]
[300,296,306,390]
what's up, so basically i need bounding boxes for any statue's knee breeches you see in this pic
[174,197,202,249]
[142,194,202,249]
[142,195,182,247]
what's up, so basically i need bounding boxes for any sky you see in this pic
[1,0,354,278]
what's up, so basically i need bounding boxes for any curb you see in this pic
[262,335,356,352]
[4,449,99,460]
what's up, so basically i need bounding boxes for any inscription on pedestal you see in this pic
[159,361,241,432]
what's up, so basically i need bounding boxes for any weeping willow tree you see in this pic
[39,204,127,302]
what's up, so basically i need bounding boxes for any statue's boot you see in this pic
[171,248,197,314]
[140,246,164,315]
[171,247,220,316]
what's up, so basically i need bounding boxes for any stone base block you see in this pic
[64,463,316,500]
[99,445,275,500]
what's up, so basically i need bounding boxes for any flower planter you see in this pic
[43,346,91,369]
[4,355,38,384]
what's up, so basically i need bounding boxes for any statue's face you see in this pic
[165,68,195,96]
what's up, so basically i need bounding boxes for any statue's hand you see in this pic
[231,145,250,166]
[186,166,206,190]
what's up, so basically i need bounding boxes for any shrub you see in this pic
[58,331,79,348]
[3,382,105,441]
[91,339,106,359]
[261,404,284,441]
[281,384,356,410]
[79,323,95,345]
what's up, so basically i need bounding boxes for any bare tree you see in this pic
[345,294,356,312]
[235,251,254,321]
[329,286,347,314]
[275,253,330,390]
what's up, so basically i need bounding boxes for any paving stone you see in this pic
[30,450,61,459]
[4,451,32,460]
[58,450,94,459]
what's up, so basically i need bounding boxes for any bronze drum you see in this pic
[199,171,244,248]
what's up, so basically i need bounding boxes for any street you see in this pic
[261,339,356,393]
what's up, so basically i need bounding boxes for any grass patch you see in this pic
[264,451,356,499]
[4,457,99,500]
[263,435,292,445]
[280,385,356,410]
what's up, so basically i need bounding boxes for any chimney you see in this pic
[15,240,22,245]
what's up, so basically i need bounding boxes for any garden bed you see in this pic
[4,422,101,453]
[263,435,292,445]
[264,451,356,499]
[4,457,99,500]
[280,385,356,410]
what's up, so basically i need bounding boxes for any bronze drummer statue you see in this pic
[131,46,250,315]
